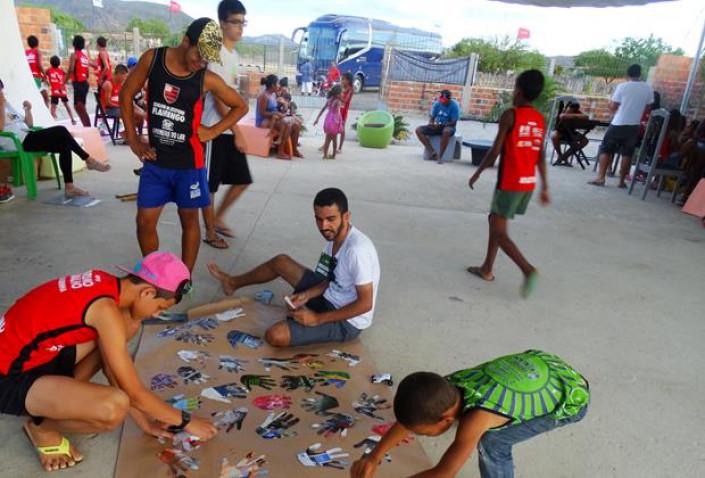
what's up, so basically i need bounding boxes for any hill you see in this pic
[16,0,193,32]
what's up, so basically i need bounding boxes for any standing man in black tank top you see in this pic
[120,18,249,271]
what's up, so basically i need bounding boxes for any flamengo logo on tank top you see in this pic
[163,83,181,104]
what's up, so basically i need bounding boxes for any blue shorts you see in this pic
[137,162,210,209]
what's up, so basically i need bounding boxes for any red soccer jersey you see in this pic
[0,270,119,375]
[497,106,545,192]
[25,48,42,78]
[47,67,67,97]
[73,50,89,82]
[102,80,122,108]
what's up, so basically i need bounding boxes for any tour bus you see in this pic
[292,14,442,93]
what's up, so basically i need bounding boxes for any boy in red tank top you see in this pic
[467,70,550,298]
[47,55,77,124]
[0,252,218,471]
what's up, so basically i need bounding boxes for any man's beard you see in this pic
[320,222,345,240]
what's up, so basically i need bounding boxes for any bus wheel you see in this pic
[353,75,364,94]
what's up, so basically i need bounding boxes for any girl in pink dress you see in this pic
[314,85,343,159]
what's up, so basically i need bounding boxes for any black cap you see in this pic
[439,89,452,99]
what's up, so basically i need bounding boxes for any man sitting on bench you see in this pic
[208,188,380,348]
[416,89,460,164]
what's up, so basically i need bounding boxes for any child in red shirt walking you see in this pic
[47,56,77,124]
[467,70,550,298]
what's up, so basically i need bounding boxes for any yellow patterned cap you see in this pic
[186,18,222,65]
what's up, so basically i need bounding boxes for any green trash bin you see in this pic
[357,111,394,149]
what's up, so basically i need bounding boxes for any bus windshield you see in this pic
[307,26,339,67]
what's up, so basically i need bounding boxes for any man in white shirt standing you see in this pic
[590,64,654,188]
[208,188,381,347]
[201,0,251,249]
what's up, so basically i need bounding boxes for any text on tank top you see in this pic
[47,68,67,97]
[146,47,206,169]
[73,50,89,82]
[498,106,545,192]
[0,270,119,375]
[25,48,42,78]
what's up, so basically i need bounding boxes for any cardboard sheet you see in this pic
[114,298,431,477]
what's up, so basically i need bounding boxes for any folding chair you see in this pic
[628,109,684,201]
[93,91,120,145]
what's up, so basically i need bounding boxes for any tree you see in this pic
[446,36,545,74]
[127,17,170,38]
[574,49,628,85]
[614,35,684,70]
[50,9,86,32]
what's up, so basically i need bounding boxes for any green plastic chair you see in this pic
[357,111,394,149]
[0,129,60,200]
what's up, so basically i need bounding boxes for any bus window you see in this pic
[338,46,364,63]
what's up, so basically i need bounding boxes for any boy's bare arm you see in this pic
[469,109,514,188]
[202,71,248,142]
[120,49,156,160]
[410,411,505,478]
[351,422,413,478]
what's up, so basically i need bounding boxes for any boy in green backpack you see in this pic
[350,350,589,478]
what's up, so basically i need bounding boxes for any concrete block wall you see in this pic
[383,80,464,115]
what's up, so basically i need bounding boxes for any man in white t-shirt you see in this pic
[590,64,654,188]
[208,188,381,347]
[201,0,251,249]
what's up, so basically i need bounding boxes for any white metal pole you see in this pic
[680,18,705,114]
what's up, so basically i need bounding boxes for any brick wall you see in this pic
[383,80,614,122]
[382,80,464,114]
[15,7,54,72]
[652,54,704,118]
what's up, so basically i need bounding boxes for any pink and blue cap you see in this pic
[118,251,191,296]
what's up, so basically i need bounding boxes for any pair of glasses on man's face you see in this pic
[225,19,247,27]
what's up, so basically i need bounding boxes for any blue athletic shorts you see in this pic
[137,161,210,209]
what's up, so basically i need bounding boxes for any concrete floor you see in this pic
[1,113,704,478]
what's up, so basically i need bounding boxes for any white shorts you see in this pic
[302,81,313,94]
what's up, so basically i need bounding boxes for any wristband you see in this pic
[167,410,192,432]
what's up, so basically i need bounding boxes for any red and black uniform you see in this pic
[146,47,206,170]
[102,80,122,109]
[0,270,119,415]
[47,67,68,104]
[25,47,43,79]
[72,49,90,106]
[497,106,545,192]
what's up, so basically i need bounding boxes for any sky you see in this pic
[141,0,705,57]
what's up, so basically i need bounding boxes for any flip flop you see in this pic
[215,225,235,238]
[203,236,229,249]
[23,422,83,470]
[466,266,495,282]
[521,270,539,299]
[587,180,605,187]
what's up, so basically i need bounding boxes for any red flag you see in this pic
[169,0,182,13]
[517,27,531,40]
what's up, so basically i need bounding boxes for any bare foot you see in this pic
[466,266,495,282]
[24,421,83,472]
[207,262,237,296]
[65,187,89,198]
[85,157,111,172]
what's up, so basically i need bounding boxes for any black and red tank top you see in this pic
[25,48,42,78]
[497,106,545,192]
[47,67,67,97]
[73,49,89,82]
[146,47,206,169]
[0,270,119,375]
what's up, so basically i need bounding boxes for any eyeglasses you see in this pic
[225,19,247,27]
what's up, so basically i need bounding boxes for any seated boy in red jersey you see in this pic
[467,70,550,298]
[0,252,218,472]
[100,64,128,118]
[46,56,77,125]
